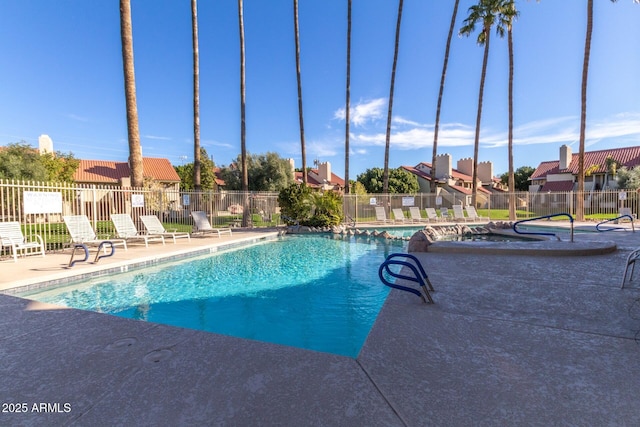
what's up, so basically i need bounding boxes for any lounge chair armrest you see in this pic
[27,234,45,245]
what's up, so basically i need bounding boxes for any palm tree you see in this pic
[576,0,637,220]
[459,0,511,208]
[344,0,352,194]
[382,0,404,194]
[119,0,143,188]
[293,0,307,185]
[431,0,460,194]
[504,2,518,221]
[238,0,249,227]
[575,0,593,221]
[191,0,201,191]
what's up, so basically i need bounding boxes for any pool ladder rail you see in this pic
[378,253,435,304]
[513,213,574,242]
[68,242,116,268]
[596,215,635,233]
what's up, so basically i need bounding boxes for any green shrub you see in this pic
[277,184,343,227]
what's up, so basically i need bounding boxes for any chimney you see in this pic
[457,158,474,177]
[559,145,572,170]
[38,134,53,155]
[478,161,494,184]
[289,158,296,181]
[434,154,453,180]
[318,162,331,183]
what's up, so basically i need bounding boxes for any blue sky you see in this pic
[1,0,639,180]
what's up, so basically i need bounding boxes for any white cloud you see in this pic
[66,113,89,122]
[203,139,234,149]
[334,98,387,127]
[143,135,171,141]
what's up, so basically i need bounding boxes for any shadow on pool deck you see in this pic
[2,223,640,425]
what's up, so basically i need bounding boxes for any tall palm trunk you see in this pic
[577,0,593,221]
[507,26,516,220]
[191,0,201,191]
[238,0,249,227]
[344,0,352,194]
[382,0,404,194]
[119,0,143,188]
[293,0,307,185]
[471,25,491,208]
[431,0,460,194]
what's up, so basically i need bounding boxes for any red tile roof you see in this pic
[295,169,345,188]
[532,146,640,179]
[540,180,575,192]
[401,165,432,181]
[74,157,180,184]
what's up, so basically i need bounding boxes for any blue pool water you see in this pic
[21,235,404,358]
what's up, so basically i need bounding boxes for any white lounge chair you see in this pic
[465,205,488,221]
[111,214,165,247]
[374,206,388,223]
[140,215,191,243]
[452,205,472,222]
[0,221,45,262]
[440,207,451,221]
[191,211,233,237]
[619,207,635,221]
[425,208,442,222]
[408,206,427,223]
[63,215,127,250]
[392,208,407,224]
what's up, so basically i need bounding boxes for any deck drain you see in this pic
[105,337,138,351]
[143,349,173,364]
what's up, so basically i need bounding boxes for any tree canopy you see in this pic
[218,152,293,191]
[616,167,640,190]
[357,167,419,194]
[500,165,534,191]
[0,142,79,182]
[174,148,217,191]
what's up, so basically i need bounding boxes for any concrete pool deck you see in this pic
[2,222,640,425]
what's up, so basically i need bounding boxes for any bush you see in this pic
[277,184,343,227]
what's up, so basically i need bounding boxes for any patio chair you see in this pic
[408,206,427,223]
[465,205,488,221]
[452,205,472,222]
[111,214,165,247]
[392,208,407,224]
[190,211,233,237]
[140,215,191,244]
[440,207,451,221]
[374,206,388,223]
[63,215,127,250]
[0,221,45,262]
[425,208,442,222]
[621,247,640,289]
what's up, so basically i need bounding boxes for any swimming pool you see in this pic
[20,235,404,358]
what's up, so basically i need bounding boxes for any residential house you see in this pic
[530,145,640,192]
[293,161,345,192]
[402,154,503,208]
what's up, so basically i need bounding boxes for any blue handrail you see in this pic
[378,253,434,303]
[596,215,635,232]
[513,213,574,242]
[68,241,116,268]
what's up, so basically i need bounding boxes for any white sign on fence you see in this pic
[183,194,190,206]
[23,191,63,214]
[402,196,414,207]
[132,194,145,208]
[369,197,377,205]
[619,191,627,201]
